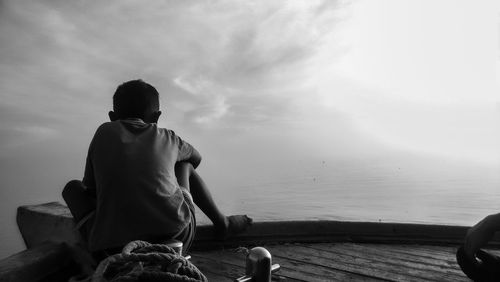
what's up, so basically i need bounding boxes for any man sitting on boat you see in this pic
[62,79,252,259]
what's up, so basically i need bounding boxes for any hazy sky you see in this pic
[0,0,499,258]
[0,0,498,162]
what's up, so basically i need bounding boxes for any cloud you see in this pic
[0,123,60,154]
[2,0,496,163]
[0,126,59,150]
[0,103,60,155]
[0,0,354,161]
[0,0,345,132]
[172,74,231,125]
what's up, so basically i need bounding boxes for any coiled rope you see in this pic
[92,240,208,282]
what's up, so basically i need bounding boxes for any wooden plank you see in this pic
[266,244,409,282]
[324,243,462,271]
[387,244,499,263]
[0,242,77,282]
[309,243,465,279]
[189,255,246,281]
[260,245,390,282]
[266,253,383,282]
[266,243,469,282]
[312,243,466,281]
[369,244,460,263]
[316,243,457,268]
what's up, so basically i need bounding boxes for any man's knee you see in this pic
[62,179,85,201]
[62,180,95,222]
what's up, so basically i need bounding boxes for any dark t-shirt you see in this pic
[83,118,195,251]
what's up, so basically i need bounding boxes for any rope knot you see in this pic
[92,240,207,282]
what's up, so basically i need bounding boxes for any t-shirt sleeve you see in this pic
[173,132,195,162]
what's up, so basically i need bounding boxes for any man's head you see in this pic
[109,79,162,123]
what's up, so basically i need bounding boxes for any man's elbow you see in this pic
[190,149,202,169]
[191,155,202,169]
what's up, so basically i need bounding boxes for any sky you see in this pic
[0,0,499,258]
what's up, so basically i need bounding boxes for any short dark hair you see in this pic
[113,79,159,119]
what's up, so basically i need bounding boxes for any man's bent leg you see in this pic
[62,180,96,221]
[175,162,226,227]
[62,180,96,240]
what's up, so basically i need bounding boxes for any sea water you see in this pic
[1,155,499,260]
[198,156,500,226]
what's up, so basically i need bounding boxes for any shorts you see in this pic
[79,188,196,260]
[174,187,196,254]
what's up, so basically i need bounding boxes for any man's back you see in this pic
[84,118,194,251]
[62,79,251,257]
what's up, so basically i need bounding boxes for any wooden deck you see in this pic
[190,242,474,281]
[10,203,500,281]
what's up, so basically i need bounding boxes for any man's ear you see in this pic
[151,111,162,123]
[109,111,118,121]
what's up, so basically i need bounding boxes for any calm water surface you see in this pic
[1,156,499,259]
[200,158,500,226]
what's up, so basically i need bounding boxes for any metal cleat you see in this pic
[235,247,280,282]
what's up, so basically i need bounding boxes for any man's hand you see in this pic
[464,215,497,262]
